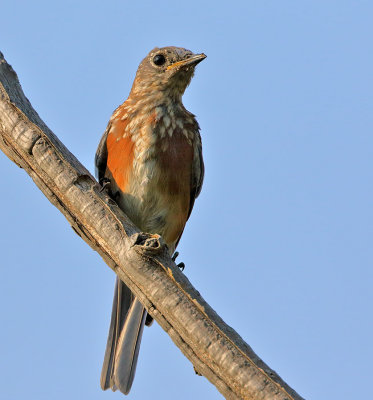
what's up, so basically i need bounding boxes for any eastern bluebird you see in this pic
[95,46,205,395]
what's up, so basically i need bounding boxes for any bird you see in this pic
[95,46,206,395]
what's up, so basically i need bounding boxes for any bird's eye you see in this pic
[153,54,166,66]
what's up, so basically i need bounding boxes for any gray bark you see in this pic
[0,51,305,400]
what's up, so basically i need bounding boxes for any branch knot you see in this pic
[131,232,166,255]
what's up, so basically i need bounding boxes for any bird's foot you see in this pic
[99,177,111,193]
[177,262,185,271]
[172,251,185,271]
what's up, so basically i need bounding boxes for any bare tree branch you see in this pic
[0,51,304,400]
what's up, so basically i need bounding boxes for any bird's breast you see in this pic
[106,104,198,250]
[128,128,194,246]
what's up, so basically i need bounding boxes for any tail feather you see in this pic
[101,278,147,395]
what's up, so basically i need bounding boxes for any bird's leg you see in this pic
[172,251,185,271]
[99,178,120,201]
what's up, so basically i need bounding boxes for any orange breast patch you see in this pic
[106,119,134,192]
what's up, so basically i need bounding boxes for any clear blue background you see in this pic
[1,1,372,399]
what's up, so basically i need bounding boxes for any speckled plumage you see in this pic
[95,46,205,395]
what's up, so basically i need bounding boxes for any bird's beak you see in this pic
[167,53,207,70]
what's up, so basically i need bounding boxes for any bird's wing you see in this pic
[174,133,204,250]
[188,132,204,219]
[95,123,110,183]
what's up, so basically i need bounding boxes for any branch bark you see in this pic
[0,51,305,400]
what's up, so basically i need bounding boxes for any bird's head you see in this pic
[129,46,206,102]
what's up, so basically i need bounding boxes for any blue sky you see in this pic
[1,1,372,399]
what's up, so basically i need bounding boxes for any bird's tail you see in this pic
[101,277,147,395]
